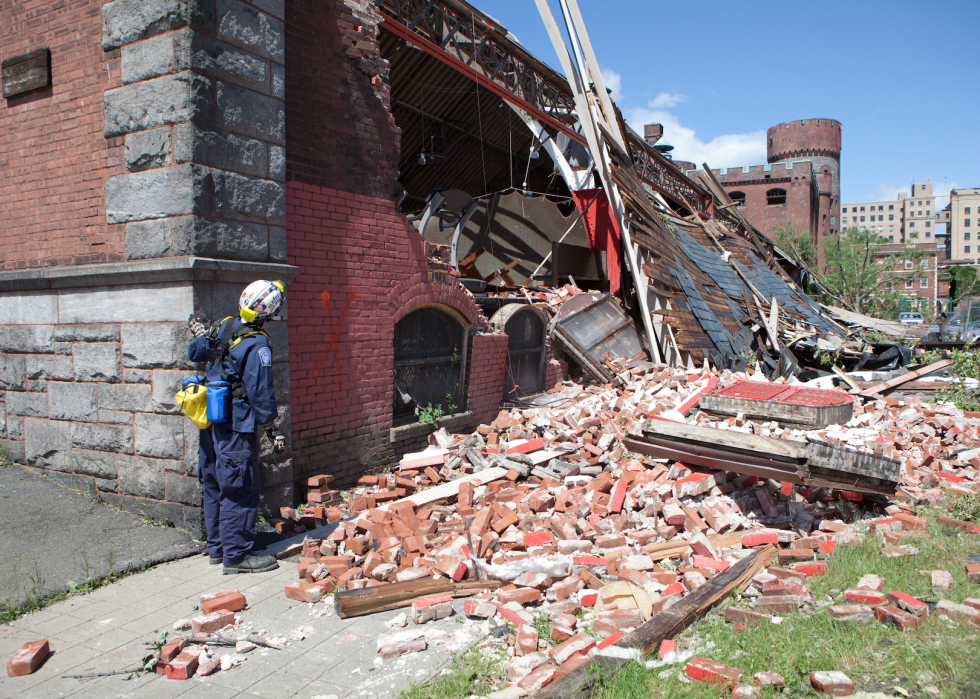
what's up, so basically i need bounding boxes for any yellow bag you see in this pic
[176,381,211,430]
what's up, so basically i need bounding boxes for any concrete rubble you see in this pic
[264,356,980,693]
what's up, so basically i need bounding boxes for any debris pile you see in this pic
[272,358,979,690]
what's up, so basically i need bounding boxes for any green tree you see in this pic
[949,265,980,303]
[815,227,928,318]
[774,221,817,269]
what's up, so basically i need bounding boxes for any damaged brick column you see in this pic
[283,0,482,489]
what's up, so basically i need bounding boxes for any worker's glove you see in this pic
[265,426,286,454]
[188,317,207,338]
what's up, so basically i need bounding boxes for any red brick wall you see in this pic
[0,0,125,270]
[285,182,480,485]
[767,119,842,161]
[716,165,818,245]
[465,333,508,426]
[284,0,397,201]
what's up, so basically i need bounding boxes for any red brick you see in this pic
[685,655,743,687]
[810,670,854,696]
[165,648,200,680]
[200,591,246,614]
[6,640,49,677]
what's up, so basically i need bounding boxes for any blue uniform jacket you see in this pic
[187,319,278,434]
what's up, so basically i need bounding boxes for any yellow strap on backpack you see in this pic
[176,382,211,430]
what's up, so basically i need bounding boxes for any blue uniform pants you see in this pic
[198,424,261,565]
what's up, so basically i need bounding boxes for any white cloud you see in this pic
[624,104,766,168]
[599,67,621,101]
[649,92,688,109]
[863,180,960,204]
[864,183,907,202]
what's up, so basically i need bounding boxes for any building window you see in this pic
[889,235,894,241]
[910,222,915,228]
[921,278,928,288]
[842,218,848,224]
[766,188,786,206]
[888,214,894,220]
[393,306,467,423]
[905,259,913,269]
[966,232,972,240]
[889,204,894,210]
[966,219,972,228]
[920,258,927,267]
[860,206,865,212]
[905,279,914,289]
[966,207,972,215]
[860,216,865,222]
[729,191,746,208]
[926,210,930,216]
[926,232,931,238]
[879,215,884,221]
[967,246,972,254]
[925,221,931,227]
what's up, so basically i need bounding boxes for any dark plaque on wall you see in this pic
[2,48,51,99]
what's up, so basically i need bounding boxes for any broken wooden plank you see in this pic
[858,359,952,397]
[629,418,901,495]
[334,578,502,618]
[832,364,862,393]
[535,544,777,699]
[643,530,743,560]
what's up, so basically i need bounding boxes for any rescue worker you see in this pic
[187,280,287,574]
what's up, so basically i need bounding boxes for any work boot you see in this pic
[223,555,279,575]
[209,554,223,565]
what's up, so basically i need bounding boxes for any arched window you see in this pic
[491,305,547,401]
[766,188,787,206]
[729,191,746,208]
[393,306,466,422]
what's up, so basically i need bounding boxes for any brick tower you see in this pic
[767,119,842,257]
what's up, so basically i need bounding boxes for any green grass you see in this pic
[591,514,980,699]
[397,507,980,699]
[0,560,151,624]
[398,646,508,699]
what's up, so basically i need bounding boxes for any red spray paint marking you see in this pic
[312,287,356,389]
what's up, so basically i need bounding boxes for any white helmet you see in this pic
[239,280,285,323]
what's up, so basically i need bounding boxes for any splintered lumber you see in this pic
[535,545,777,699]
[333,578,502,618]
[857,359,952,397]
[625,418,901,495]
[643,530,743,560]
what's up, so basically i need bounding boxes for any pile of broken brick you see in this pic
[268,362,979,695]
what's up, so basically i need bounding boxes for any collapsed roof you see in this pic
[377,0,841,369]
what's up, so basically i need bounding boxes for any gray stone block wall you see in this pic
[0,0,299,536]
[103,0,286,267]
[0,273,294,535]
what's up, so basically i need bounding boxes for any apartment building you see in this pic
[841,180,938,246]
[939,188,980,264]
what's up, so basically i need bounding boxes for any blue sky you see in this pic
[479,0,979,208]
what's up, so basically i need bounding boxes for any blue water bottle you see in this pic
[206,381,231,423]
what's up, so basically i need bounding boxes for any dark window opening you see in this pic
[729,191,746,208]
[393,306,466,424]
[492,305,547,402]
[766,188,786,206]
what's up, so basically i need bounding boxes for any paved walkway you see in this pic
[0,465,199,608]
[0,554,487,699]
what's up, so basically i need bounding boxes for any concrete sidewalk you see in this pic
[0,554,487,699]
[0,465,201,608]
